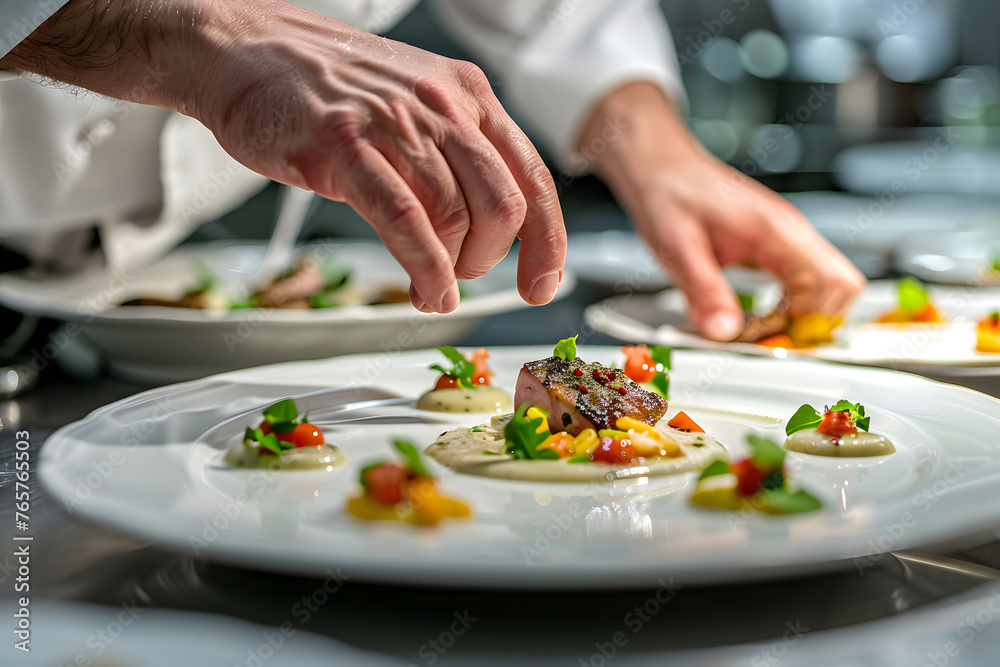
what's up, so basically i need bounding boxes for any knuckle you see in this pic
[451,60,492,94]
[493,190,528,225]
[320,104,367,152]
[381,197,426,233]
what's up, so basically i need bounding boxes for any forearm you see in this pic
[577,81,703,210]
[0,0,232,117]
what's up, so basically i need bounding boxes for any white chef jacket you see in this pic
[0,0,681,270]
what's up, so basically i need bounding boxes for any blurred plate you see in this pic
[896,228,1000,285]
[565,231,670,291]
[585,277,1000,375]
[0,241,574,383]
[39,346,1000,588]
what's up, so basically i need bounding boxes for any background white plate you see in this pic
[39,346,1000,589]
[896,228,1000,285]
[0,241,573,383]
[585,279,1000,374]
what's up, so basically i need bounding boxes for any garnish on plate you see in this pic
[976,311,1000,353]
[876,276,946,324]
[347,440,471,526]
[621,344,671,399]
[418,347,511,414]
[783,400,894,457]
[224,398,347,470]
[690,435,822,515]
[424,340,726,482]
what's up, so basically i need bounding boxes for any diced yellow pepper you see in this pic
[526,407,551,434]
[571,428,599,455]
[615,417,680,457]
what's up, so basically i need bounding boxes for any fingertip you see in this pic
[697,309,744,342]
[525,271,561,305]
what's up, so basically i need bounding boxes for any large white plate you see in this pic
[0,241,573,383]
[39,346,1000,589]
[585,279,1000,375]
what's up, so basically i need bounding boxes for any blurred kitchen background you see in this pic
[183,0,1000,273]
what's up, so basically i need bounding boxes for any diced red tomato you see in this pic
[590,435,638,464]
[622,345,657,383]
[281,423,325,448]
[364,463,408,506]
[817,410,857,437]
[730,458,766,497]
[259,420,324,447]
[435,375,459,390]
[470,348,493,386]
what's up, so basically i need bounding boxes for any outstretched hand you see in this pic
[3,0,567,313]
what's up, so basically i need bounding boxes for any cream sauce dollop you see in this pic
[224,440,348,470]
[784,429,895,457]
[417,387,512,414]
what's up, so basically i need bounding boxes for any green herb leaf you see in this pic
[785,404,822,436]
[503,404,558,460]
[649,346,673,371]
[829,399,871,431]
[318,258,351,290]
[469,426,485,433]
[737,293,755,312]
[431,347,475,388]
[651,373,670,400]
[747,435,786,469]
[482,450,500,455]
[898,276,929,313]
[309,291,342,309]
[552,335,579,362]
[640,381,667,400]
[393,439,431,477]
[263,399,299,425]
[192,261,219,292]
[567,454,591,463]
[758,487,822,514]
[253,427,284,455]
[698,459,731,481]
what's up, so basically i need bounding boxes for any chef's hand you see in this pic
[580,82,865,341]
[2,0,566,314]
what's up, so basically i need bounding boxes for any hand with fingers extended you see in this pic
[2,0,566,313]
[581,83,865,341]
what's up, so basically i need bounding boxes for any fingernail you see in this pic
[528,271,561,305]
[441,283,461,313]
[702,311,743,341]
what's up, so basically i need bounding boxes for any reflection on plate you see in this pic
[896,229,1000,285]
[3,599,396,666]
[39,346,1000,589]
[585,278,1000,374]
[0,241,574,383]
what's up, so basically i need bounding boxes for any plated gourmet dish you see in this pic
[730,295,842,349]
[347,440,470,526]
[689,435,822,515]
[121,258,409,311]
[783,399,895,457]
[224,398,347,470]
[417,347,512,413]
[425,338,728,482]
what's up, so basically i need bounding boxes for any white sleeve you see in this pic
[430,0,684,172]
[0,0,68,58]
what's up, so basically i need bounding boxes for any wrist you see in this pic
[578,81,704,209]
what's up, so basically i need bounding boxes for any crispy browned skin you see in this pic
[514,356,668,435]
[733,299,791,342]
